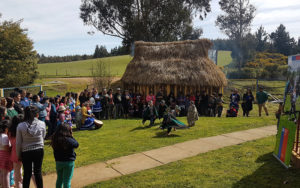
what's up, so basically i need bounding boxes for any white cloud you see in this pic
[0,0,299,55]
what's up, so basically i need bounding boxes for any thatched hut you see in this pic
[121,39,227,96]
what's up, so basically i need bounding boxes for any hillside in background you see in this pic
[217,51,232,67]
[37,52,232,78]
[38,55,132,77]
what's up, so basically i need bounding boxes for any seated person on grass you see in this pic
[142,100,158,126]
[81,102,103,130]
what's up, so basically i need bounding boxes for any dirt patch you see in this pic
[44,77,121,86]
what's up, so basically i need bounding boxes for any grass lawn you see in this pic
[42,104,277,175]
[38,55,132,77]
[217,50,232,67]
[87,136,300,188]
[226,79,286,100]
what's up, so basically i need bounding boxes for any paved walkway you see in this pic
[40,125,277,188]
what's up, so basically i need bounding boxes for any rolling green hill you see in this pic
[38,51,232,78]
[38,55,132,77]
[217,50,232,67]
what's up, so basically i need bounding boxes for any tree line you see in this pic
[38,45,129,64]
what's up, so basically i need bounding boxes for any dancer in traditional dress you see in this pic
[80,102,103,130]
[187,101,198,126]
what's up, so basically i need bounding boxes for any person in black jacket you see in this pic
[242,89,254,117]
[113,88,123,119]
[51,123,79,188]
[11,91,24,114]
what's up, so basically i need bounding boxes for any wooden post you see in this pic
[146,86,149,95]
[0,88,4,97]
[174,85,177,97]
[167,85,170,96]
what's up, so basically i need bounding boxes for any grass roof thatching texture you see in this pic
[122,39,227,87]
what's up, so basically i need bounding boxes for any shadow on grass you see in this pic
[130,122,161,132]
[130,126,152,132]
[232,152,300,188]
[153,131,181,138]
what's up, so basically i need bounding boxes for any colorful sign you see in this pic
[274,115,297,168]
[274,54,300,168]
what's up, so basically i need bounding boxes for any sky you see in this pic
[0,0,299,56]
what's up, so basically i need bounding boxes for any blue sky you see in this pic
[0,0,299,56]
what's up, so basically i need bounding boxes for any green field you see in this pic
[217,50,232,67]
[37,52,232,78]
[89,136,298,188]
[38,55,132,77]
[43,105,276,174]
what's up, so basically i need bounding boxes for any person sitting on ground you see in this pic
[187,101,198,126]
[256,87,269,117]
[80,102,102,130]
[226,104,238,117]
[142,100,158,126]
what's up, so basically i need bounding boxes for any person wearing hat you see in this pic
[256,87,269,116]
[57,105,66,126]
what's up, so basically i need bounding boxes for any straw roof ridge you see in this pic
[134,39,213,60]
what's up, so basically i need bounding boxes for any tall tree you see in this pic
[80,0,211,47]
[0,16,38,87]
[216,0,256,68]
[270,24,295,56]
[93,45,100,58]
[255,26,269,52]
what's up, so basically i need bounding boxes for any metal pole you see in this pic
[296,115,300,154]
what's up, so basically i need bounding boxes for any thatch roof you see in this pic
[121,39,227,87]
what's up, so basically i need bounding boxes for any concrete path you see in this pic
[40,125,277,188]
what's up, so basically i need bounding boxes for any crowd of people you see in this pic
[0,86,270,188]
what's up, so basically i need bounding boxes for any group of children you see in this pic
[0,107,79,188]
[0,88,84,188]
